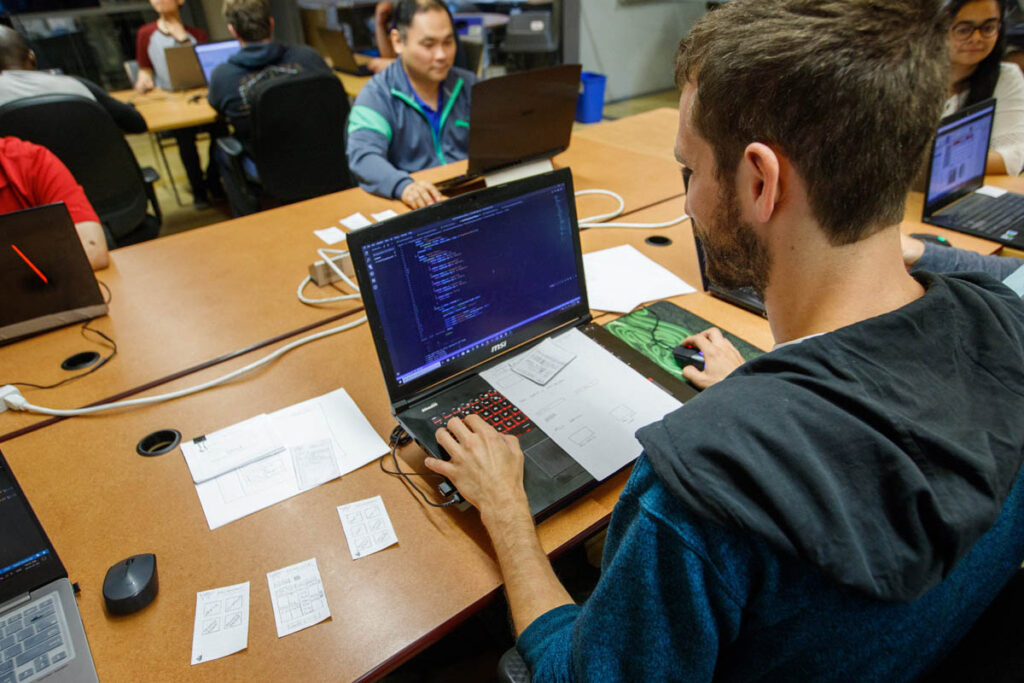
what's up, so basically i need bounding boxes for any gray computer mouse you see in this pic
[102,553,158,615]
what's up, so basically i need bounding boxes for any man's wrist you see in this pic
[479,491,534,540]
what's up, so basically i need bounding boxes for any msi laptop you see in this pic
[195,40,241,84]
[316,28,371,76]
[0,204,107,345]
[348,168,693,519]
[0,448,99,682]
[922,97,1024,248]
[434,64,582,196]
[694,235,767,317]
[164,44,206,91]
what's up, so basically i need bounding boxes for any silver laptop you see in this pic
[0,204,107,345]
[0,448,99,682]
[164,44,206,91]
[316,28,371,76]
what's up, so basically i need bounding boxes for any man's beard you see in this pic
[693,182,771,299]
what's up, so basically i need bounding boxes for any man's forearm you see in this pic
[482,505,575,636]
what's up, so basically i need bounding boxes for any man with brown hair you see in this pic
[423,0,1024,679]
[207,0,330,214]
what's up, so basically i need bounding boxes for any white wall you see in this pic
[577,0,706,102]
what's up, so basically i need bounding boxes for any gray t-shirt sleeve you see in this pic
[912,242,1024,283]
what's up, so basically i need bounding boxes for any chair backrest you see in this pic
[248,72,353,203]
[0,94,149,240]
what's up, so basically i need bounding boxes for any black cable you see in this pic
[4,281,118,390]
[379,425,458,508]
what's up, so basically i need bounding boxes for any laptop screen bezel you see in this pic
[0,448,68,603]
[347,168,590,408]
[466,65,582,177]
[922,97,996,218]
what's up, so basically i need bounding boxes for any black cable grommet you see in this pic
[136,429,181,457]
[645,235,672,247]
[61,351,101,371]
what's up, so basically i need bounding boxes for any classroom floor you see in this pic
[124,88,680,240]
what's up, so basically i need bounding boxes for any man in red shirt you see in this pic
[0,137,108,270]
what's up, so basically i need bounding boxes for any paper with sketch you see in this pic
[181,414,285,484]
[267,558,331,638]
[340,212,372,230]
[583,244,696,313]
[191,582,249,665]
[976,185,1008,198]
[314,226,347,245]
[190,388,389,529]
[481,328,682,480]
[371,209,399,222]
[337,496,398,559]
[510,338,576,386]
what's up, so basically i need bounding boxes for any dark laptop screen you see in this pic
[925,100,995,210]
[196,40,240,84]
[358,174,583,389]
[0,451,63,600]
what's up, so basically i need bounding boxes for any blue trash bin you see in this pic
[576,71,607,123]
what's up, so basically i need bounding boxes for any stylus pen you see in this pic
[11,244,48,284]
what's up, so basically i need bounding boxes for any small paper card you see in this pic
[191,582,249,665]
[266,558,331,638]
[340,213,372,230]
[313,226,347,244]
[371,209,399,222]
[510,338,576,385]
[337,495,398,559]
[976,185,1008,198]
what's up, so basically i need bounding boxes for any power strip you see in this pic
[308,253,356,287]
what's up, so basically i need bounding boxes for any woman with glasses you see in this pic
[945,0,1024,174]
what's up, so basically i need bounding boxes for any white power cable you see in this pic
[297,248,362,305]
[1,316,367,417]
[575,188,689,229]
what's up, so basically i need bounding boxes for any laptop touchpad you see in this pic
[525,440,579,478]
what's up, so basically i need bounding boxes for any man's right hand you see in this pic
[679,327,745,389]
[401,180,443,209]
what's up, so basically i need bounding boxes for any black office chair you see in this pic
[215,71,353,216]
[0,93,161,248]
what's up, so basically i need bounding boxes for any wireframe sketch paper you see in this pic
[340,212,372,230]
[314,226,347,245]
[267,558,331,638]
[337,496,398,559]
[510,337,576,385]
[189,388,389,529]
[583,244,696,313]
[481,328,682,480]
[181,414,285,484]
[371,209,399,222]
[191,582,249,665]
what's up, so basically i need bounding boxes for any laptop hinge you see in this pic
[392,313,593,414]
[0,592,31,615]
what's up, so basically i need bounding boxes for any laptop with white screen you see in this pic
[0,448,99,682]
[347,168,694,519]
[922,97,1024,248]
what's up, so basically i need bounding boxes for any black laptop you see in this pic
[0,448,99,682]
[694,235,767,317]
[348,168,691,519]
[922,97,1024,248]
[434,64,582,196]
[0,204,108,345]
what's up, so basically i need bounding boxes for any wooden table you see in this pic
[110,69,369,132]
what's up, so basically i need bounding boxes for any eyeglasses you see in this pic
[950,19,1001,41]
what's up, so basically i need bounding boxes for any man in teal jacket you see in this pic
[347,0,474,208]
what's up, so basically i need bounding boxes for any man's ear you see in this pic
[740,142,782,225]
[390,27,404,56]
[268,17,274,39]
[227,24,239,41]
[26,49,37,70]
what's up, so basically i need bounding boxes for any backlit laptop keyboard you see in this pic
[430,388,535,437]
